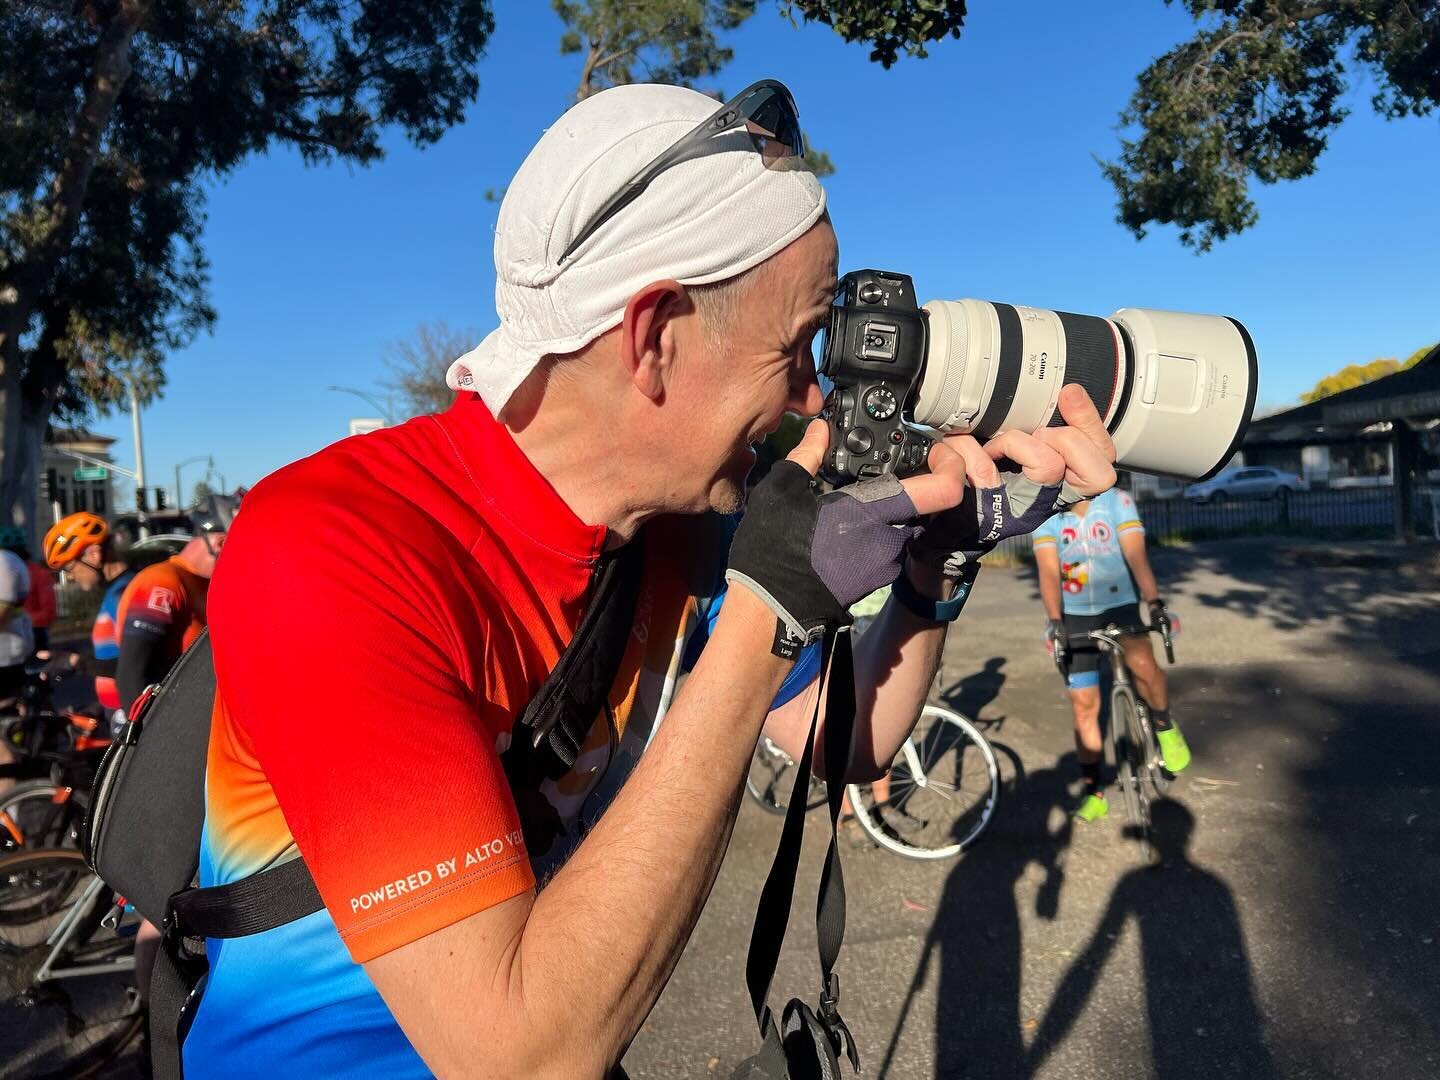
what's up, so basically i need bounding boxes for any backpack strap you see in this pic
[508,536,645,781]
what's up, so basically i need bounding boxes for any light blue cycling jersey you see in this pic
[1032,488,1145,616]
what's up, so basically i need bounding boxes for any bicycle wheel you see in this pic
[1,780,85,853]
[1110,687,1152,857]
[745,737,826,815]
[0,848,92,944]
[1135,701,1173,798]
[848,705,1000,860]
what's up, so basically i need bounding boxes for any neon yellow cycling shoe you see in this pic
[1074,792,1108,823]
[1156,724,1191,773]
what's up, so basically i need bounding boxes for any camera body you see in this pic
[818,270,934,486]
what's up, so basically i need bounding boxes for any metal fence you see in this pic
[982,486,1440,566]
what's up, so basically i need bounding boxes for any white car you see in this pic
[1184,466,1309,502]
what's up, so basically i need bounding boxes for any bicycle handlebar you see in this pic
[1054,620,1175,679]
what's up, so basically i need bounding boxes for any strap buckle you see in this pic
[819,972,840,1022]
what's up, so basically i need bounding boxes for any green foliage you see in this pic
[192,478,215,506]
[382,321,480,420]
[1,0,495,527]
[1105,1,1440,251]
[554,0,758,100]
[1299,342,1437,403]
[1301,357,1402,403]
[778,0,967,67]
[1401,342,1438,369]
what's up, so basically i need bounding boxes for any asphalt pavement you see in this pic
[622,539,1440,1079]
[5,538,1438,1078]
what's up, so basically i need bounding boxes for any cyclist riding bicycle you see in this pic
[188,82,1118,1076]
[1033,488,1191,823]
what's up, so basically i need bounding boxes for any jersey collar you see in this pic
[435,392,608,565]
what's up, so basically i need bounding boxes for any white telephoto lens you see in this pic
[911,299,1257,481]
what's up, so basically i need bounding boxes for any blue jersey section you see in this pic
[187,821,428,1077]
[94,569,135,662]
[1032,488,1145,616]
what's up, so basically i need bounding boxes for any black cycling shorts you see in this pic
[1061,604,1143,689]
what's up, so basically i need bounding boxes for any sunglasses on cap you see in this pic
[560,79,807,265]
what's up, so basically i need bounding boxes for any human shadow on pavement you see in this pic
[1026,799,1275,1080]
[876,761,1075,1080]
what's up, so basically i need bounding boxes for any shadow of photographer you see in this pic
[1026,798,1275,1079]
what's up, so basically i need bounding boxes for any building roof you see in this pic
[1246,343,1440,445]
[48,425,117,448]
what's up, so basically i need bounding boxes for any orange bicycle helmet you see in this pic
[43,511,109,570]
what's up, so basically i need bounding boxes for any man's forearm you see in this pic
[507,586,790,1074]
[847,561,950,778]
[1038,571,1064,621]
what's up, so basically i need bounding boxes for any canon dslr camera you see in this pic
[816,269,1258,487]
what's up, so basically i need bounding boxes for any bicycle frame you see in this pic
[32,873,135,984]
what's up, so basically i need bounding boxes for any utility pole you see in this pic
[175,455,212,512]
[127,375,149,538]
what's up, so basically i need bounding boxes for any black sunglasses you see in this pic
[559,79,807,264]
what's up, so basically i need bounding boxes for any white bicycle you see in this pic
[746,703,1001,860]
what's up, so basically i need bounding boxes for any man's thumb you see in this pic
[785,418,830,477]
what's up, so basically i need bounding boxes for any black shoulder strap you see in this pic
[739,627,861,1077]
[508,535,646,780]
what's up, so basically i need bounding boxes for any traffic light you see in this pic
[41,469,56,503]
[136,487,149,513]
[154,487,168,511]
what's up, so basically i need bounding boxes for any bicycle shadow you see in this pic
[938,656,1008,727]
[1026,798,1275,1079]
[876,760,1076,1080]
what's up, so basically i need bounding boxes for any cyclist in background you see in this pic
[114,494,233,712]
[41,511,142,723]
[12,540,57,658]
[1032,488,1190,823]
[0,525,35,796]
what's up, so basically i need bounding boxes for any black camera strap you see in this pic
[736,626,861,1078]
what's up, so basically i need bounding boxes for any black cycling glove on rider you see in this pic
[726,463,920,656]
[908,471,1064,580]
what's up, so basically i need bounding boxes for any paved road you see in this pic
[5,540,1438,1078]
[622,539,1440,1078]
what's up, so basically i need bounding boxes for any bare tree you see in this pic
[381,322,480,420]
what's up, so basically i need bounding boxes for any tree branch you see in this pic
[1,0,146,341]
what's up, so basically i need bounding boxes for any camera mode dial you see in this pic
[864,386,898,421]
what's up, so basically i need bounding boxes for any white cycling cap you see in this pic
[445,82,827,415]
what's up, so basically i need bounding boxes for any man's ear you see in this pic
[620,279,686,402]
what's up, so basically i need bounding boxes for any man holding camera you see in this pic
[188,82,1116,1076]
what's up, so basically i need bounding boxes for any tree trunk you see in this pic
[0,354,50,550]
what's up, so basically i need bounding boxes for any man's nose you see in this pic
[787,371,825,417]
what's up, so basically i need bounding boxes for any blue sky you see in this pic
[96,0,1440,505]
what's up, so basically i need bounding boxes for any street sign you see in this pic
[72,466,109,481]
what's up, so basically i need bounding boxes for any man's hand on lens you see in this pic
[907,383,1116,578]
[726,420,967,650]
